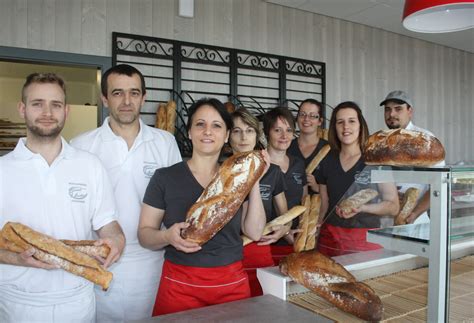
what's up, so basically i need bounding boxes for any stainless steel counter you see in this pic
[129,295,332,323]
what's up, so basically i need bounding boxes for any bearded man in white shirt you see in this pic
[380,90,445,224]
[0,72,125,323]
[71,64,182,322]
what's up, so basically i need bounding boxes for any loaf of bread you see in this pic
[241,205,307,246]
[306,144,330,174]
[364,129,445,166]
[165,100,177,134]
[155,103,167,130]
[224,101,236,114]
[0,222,113,290]
[280,250,383,321]
[293,196,311,252]
[61,239,111,258]
[181,151,265,245]
[338,189,378,214]
[394,187,420,225]
[305,194,321,250]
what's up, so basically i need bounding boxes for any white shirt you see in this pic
[70,118,182,256]
[0,138,117,293]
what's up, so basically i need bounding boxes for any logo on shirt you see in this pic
[354,170,370,185]
[292,172,303,185]
[68,183,87,203]
[259,184,272,201]
[143,162,158,178]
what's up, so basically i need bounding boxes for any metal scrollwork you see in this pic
[116,38,173,56]
[180,46,230,63]
[286,60,322,77]
[237,54,279,70]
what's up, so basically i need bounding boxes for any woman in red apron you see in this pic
[229,108,288,296]
[262,107,308,265]
[138,98,268,316]
[314,101,399,257]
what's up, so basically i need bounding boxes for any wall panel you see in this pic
[0,0,472,163]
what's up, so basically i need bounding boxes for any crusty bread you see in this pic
[293,196,311,252]
[224,101,236,114]
[306,144,330,174]
[280,250,383,321]
[1,222,112,290]
[305,194,321,250]
[165,100,177,134]
[181,151,265,245]
[339,189,378,214]
[364,129,445,166]
[242,205,307,246]
[61,239,110,258]
[394,187,420,225]
[155,103,167,130]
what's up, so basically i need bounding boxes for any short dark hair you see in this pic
[186,98,233,132]
[299,98,323,119]
[263,106,296,138]
[101,64,146,96]
[328,101,369,152]
[22,73,66,103]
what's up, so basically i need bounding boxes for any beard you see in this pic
[26,118,64,139]
[386,119,401,129]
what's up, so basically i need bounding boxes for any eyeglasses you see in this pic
[231,128,257,136]
[298,112,320,120]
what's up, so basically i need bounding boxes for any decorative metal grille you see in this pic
[112,32,326,157]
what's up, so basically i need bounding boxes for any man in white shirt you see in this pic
[380,90,445,224]
[0,73,125,322]
[71,64,181,322]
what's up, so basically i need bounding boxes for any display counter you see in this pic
[259,166,474,322]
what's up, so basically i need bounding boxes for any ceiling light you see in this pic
[403,0,474,33]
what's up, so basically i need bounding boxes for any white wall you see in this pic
[0,0,472,163]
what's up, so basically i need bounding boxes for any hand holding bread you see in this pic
[0,222,113,290]
[337,188,378,218]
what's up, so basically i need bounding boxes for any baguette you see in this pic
[242,205,307,246]
[305,194,321,250]
[1,222,113,290]
[181,151,265,245]
[306,144,330,174]
[293,196,311,252]
[339,189,378,214]
[165,100,177,134]
[394,187,420,225]
[61,239,110,259]
[155,103,167,130]
[364,129,445,166]
[280,250,383,321]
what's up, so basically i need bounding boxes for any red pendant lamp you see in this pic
[403,0,474,33]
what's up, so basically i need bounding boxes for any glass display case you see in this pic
[258,166,473,322]
[367,166,474,322]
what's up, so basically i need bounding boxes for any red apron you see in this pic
[317,223,382,257]
[153,260,250,316]
[242,242,274,297]
[270,245,294,265]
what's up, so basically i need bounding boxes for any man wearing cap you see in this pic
[380,90,444,224]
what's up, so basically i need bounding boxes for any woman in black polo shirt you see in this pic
[229,107,287,296]
[138,98,267,315]
[287,98,328,194]
[263,107,308,264]
[315,101,399,257]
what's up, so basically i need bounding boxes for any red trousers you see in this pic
[152,260,250,316]
[270,245,294,265]
[317,223,382,257]
[242,243,274,297]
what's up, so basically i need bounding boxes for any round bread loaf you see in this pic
[364,129,445,166]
